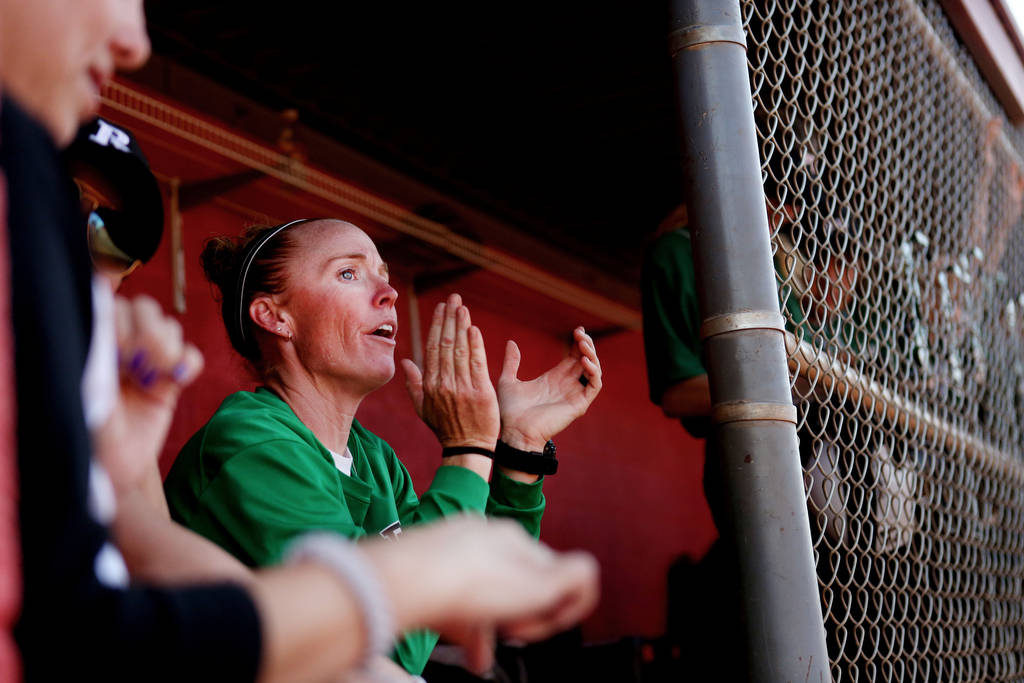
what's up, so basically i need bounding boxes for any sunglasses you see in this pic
[86,208,142,278]
[75,178,142,278]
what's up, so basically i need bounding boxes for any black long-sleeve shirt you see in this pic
[3,98,262,682]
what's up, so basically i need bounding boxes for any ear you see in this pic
[249,295,291,340]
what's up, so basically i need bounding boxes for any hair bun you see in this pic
[200,236,243,302]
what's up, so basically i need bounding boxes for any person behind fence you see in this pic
[0,1,601,680]
[162,222,603,676]
[640,202,744,681]
[765,115,922,679]
[641,200,809,680]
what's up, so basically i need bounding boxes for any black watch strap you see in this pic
[494,439,558,476]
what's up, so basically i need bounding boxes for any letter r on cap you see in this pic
[89,120,131,153]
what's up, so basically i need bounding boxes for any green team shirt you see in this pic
[164,387,545,675]
[641,228,806,436]
[642,230,705,402]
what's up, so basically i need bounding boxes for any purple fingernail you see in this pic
[140,368,159,388]
[129,350,147,373]
[171,362,189,382]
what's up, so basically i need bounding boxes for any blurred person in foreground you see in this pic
[63,116,178,514]
[0,1,600,681]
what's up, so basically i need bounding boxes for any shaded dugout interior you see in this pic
[109,0,716,656]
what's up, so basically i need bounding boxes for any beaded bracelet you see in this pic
[285,532,396,669]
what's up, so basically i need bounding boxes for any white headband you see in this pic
[235,219,311,347]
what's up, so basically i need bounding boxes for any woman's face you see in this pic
[277,220,399,394]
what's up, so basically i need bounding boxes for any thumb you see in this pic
[400,359,424,414]
[500,340,521,384]
[443,623,495,675]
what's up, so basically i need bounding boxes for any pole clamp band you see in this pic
[669,24,747,56]
[700,310,785,340]
[712,401,798,425]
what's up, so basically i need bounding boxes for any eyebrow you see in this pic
[325,253,390,276]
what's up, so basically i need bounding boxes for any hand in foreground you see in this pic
[497,326,602,451]
[401,293,500,449]
[363,516,600,675]
[94,295,203,496]
[340,656,414,683]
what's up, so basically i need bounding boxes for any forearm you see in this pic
[251,563,370,683]
[111,489,252,585]
[439,452,493,482]
[254,540,441,683]
[254,517,601,682]
[659,375,712,418]
[136,463,171,518]
[351,657,418,683]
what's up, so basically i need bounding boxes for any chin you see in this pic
[378,365,397,386]
[361,364,396,394]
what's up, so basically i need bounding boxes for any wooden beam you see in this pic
[101,79,645,330]
[940,0,1024,123]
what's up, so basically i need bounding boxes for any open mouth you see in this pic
[371,323,396,339]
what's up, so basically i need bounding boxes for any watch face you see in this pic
[543,440,556,458]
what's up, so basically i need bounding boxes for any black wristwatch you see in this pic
[494,439,558,476]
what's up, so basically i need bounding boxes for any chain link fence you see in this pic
[744,0,1024,680]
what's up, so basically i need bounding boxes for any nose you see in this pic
[111,1,151,71]
[375,278,399,308]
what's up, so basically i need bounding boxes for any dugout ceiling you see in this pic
[139,2,684,292]
[138,1,1024,308]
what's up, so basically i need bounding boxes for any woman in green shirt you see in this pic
[165,218,602,674]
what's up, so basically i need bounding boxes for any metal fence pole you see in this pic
[668,1,831,680]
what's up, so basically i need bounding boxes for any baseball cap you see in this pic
[65,117,164,264]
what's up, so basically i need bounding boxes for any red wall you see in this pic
[113,105,716,643]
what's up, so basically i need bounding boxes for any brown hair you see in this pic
[200,221,310,362]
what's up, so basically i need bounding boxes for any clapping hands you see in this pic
[497,326,602,451]
[402,293,603,467]
[400,293,500,450]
